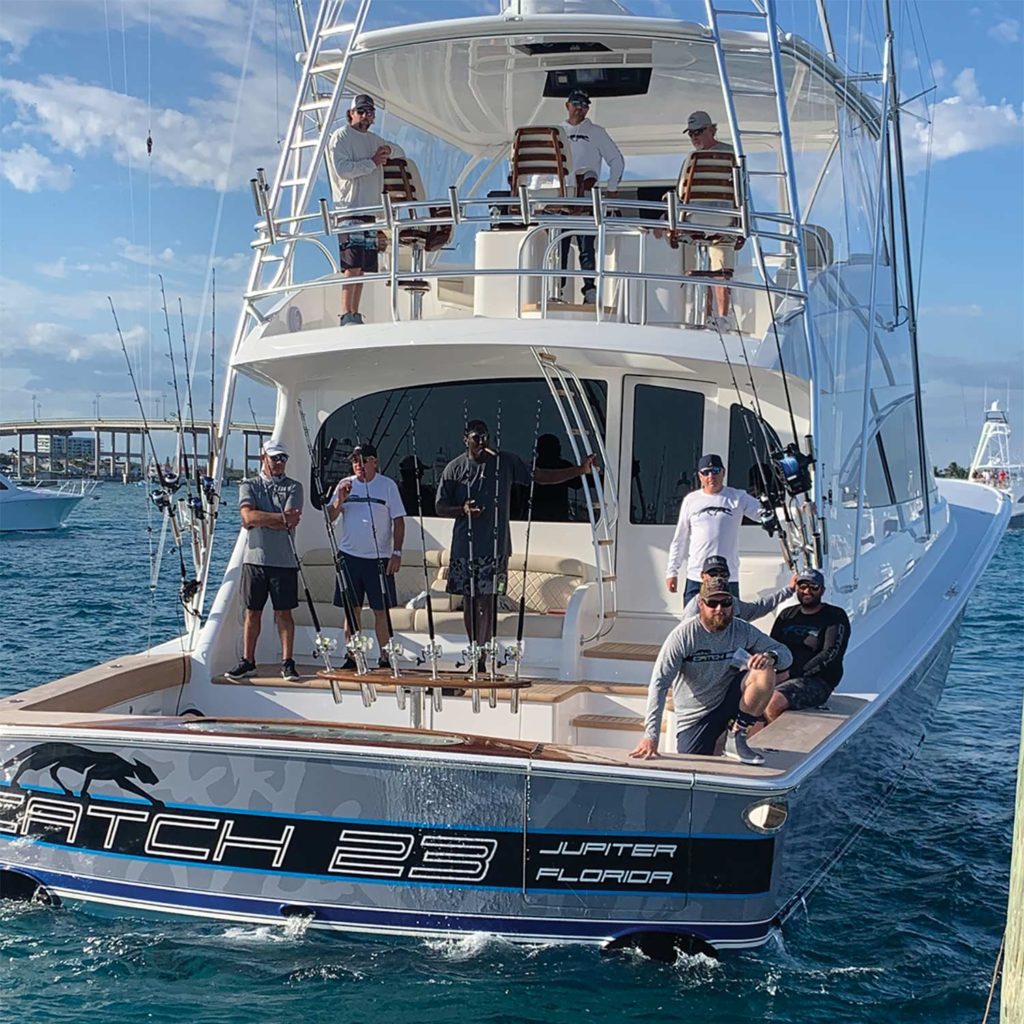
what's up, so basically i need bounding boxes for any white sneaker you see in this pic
[582,286,597,305]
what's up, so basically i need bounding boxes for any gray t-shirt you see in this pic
[436,450,530,561]
[238,474,303,568]
[643,616,793,740]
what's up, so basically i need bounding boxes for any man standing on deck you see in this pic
[327,94,404,327]
[666,453,763,603]
[555,90,625,305]
[435,420,596,672]
[328,443,407,669]
[227,439,303,682]
[630,578,792,765]
[761,569,850,724]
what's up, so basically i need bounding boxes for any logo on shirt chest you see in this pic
[695,506,733,518]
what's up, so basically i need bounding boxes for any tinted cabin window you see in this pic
[840,397,923,508]
[312,378,606,524]
[630,385,704,525]
[727,403,783,502]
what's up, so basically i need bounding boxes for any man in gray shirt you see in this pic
[630,577,792,765]
[226,438,304,682]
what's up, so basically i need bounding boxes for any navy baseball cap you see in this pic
[349,93,376,112]
[351,443,378,460]
[567,90,591,106]
[702,555,730,576]
[795,568,825,588]
[698,453,725,472]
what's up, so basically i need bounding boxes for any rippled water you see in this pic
[0,486,1020,1023]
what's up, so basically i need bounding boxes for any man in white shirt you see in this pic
[329,443,407,668]
[556,90,624,305]
[327,94,404,327]
[666,453,762,603]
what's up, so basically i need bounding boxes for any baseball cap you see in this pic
[700,578,732,601]
[349,93,376,112]
[400,454,426,471]
[567,89,591,106]
[263,438,288,458]
[351,443,378,460]
[697,453,725,472]
[702,555,730,576]
[795,568,826,588]
[687,110,714,132]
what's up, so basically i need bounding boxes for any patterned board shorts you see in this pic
[446,555,509,597]
[775,675,836,711]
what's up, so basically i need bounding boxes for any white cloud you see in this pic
[931,59,947,85]
[0,143,73,192]
[904,66,1024,168]
[989,18,1021,43]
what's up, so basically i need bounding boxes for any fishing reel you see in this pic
[179,578,201,607]
[201,476,218,504]
[313,634,338,660]
[770,444,815,498]
[501,639,525,672]
[150,489,172,513]
[758,502,780,538]
[416,638,443,669]
[187,494,205,520]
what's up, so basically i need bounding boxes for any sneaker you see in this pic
[281,659,300,681]
[339,312,365,327]
[224,658,256,681]
[549,290,566,304]
[711,314,733,332]
[582,286,597,305]
[723,730,765,765]
[377,654,391,670]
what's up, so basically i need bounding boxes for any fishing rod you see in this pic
[506,399,542,683]
[710,320,795,570]
[457,403,481,684]
[109,297,199,614]
[352,405,402,680]
[178,298,211,565]
[296,398,375,706]
[246,406,337,684]
[486,401,503,684]
[409,399,441,680]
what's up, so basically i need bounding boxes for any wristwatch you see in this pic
[392,549,402,557]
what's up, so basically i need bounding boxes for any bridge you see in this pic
[0,418,274,481]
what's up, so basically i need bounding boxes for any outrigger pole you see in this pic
[296,398,375,706]
[487,401,503,684]
[509,399,542,682]
[409,399,441,679]
[459,402,481,684]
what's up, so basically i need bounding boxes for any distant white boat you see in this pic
[968,403,1024,529]
[0,472,94,532]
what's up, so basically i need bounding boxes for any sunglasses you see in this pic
[699,467,723,476]
[796,582,823,591]
[703,597,734,609]
[467,432,489,442]
[354,107,375,115]
[268,454,288,463]
[687,126,710,137]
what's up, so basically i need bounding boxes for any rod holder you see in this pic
[448,185,461,225]
[319,198,333,235]
[518,185,530,226]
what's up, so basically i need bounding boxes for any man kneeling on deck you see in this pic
[630,578,792,765]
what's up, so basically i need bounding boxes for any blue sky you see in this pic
[0,0,1021,468]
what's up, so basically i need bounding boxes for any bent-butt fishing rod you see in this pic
[109,297,199,614]
[509,399,542,683]
[296,398,375,707]
[486,400,503,686]
[409,399,441,680]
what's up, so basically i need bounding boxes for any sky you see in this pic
[0,0,1022,469]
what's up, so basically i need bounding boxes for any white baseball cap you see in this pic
[263,438,288,458]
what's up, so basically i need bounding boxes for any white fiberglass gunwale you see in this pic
[339,13,882,153]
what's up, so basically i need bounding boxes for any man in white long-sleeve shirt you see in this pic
[556,90,624,305]
[666,453,762,603]
[326,94,404,326]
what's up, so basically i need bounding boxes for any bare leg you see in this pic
[764,690,790,723]
[242,608,262,662]
[275,610,294,662]
[341,270,364,315]
[735,667,775,725]
[372,610,390,655]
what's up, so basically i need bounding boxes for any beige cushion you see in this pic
[292,600,415,632]
[418,609,567,639]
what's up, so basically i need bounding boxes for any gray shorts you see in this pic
[775,676,836,711]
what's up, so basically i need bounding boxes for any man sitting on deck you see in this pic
[761,568,850,725]
[630,578,792,765]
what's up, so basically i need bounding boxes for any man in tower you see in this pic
[327,94,404,326]
[555,90,624,305]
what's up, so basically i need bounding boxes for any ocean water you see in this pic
[0,484,1020,1023]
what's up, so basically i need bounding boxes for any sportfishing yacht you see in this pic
[968,402,1024,529]
[0,0,1008,955]
[0,472,94,532]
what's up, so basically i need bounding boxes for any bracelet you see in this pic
[392,549,401,557]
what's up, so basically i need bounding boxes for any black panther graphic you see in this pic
[0,743,164,806]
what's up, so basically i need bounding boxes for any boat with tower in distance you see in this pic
[968,402,1024,529]
[0,0,1009,955]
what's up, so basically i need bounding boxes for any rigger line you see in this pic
[408,399,441,680]
[487,400,503,684]
[458,401,481,683]
[296,398,375,706]
[510,398,543,683]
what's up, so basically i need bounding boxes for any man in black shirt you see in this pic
[765,568,850,722]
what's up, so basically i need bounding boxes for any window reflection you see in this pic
[630,384,704,525]
[312,378,607,524]
[727,403,783,513]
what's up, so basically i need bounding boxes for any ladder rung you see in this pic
[713,8,768,17]
[299,98,334,112]
[740,129,783,138]
[292,139,321,149]
[597,538,614,546]
[279,178,310,189]
[601,575,617,583]
[260,253,285,263]
[552,388,568,397]
[748,169,787,177]
[731,88,777,97]
[311,61,347,73]
[319,22,357,38]
[602,611,618,619]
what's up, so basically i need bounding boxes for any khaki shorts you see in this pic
[707,242,735,274]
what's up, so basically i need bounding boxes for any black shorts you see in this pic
[333,554,396,611]
[339,217,379,273]
[445,554,508,597]
[241,564,299,612]
[674,673,742,755]
[776,676,836,711]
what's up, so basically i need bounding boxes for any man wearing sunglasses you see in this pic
[679,555,796,623]
[555,90,624,306]
[666,453,763,603]
[436,419,597,670]
[327,94,404,327]
[763,569,850,723]
[631,577,792,765]
[227,439,304,682]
